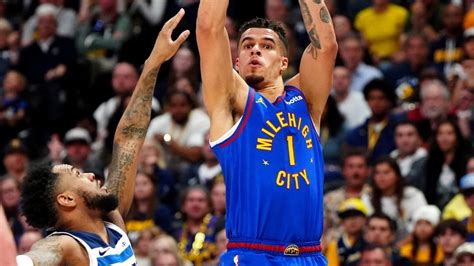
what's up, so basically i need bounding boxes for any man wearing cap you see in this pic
[325,198,368,266]
[41,127,101,175]
[1,138,29,182]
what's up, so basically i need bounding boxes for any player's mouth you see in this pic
[249,59,262,67]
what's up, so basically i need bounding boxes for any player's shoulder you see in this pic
[26,234,88,265]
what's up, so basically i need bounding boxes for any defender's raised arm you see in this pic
[105,9,189,223]
[288,0,337,130]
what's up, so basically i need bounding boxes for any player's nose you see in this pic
[85,172,96,182]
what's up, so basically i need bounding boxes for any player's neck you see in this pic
[60,214,109,242]
[256,80,285,103]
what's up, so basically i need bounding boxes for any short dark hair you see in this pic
[20,164,60,229]
[435,219,468,239]
[394,120,421,135]
[238,17,289,55]
[342,148,369,167]
[363,78,397,107]
[368,212,397,233]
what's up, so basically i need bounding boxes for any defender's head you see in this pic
[236,18,289,88]
[21,164,117,229]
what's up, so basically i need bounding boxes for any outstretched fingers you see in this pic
[174,30,190,46]
[164,8,186,34]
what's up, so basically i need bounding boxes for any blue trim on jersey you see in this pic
[62,226,121,249]
[97,245,134,266]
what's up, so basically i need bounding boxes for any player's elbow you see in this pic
[196,16,223,35]
[321,38,338,58]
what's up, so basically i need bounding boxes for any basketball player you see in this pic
[13,10,190,266]
[196,0,337,265]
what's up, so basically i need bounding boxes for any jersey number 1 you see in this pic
[286,135,296,166]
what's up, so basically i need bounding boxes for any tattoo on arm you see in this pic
[27,237,63,266]
[124,67,159,120]
[319,6,330,23]
[299,0,322,50]
[305,45,318,59]
[121,124,147,138]
[106,142,135,199]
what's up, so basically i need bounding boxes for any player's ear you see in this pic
[235,57,240,72]
[57,192,77,208]
[280,56,288,73]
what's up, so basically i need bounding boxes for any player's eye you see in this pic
[244,44,253,49]
[264,44,272,49]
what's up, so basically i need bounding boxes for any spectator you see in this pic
[196,133,222,188]
[354,0,409,65]
[333,15,353,42]
[210,178,226,217]
[320,96,348,180]
[137,141,176,212]
[18,3,76,133]
[424,119,471,207]
[156,46,199,103]
[324,149,371,244]
[405,1,438,43]
[146,90,210,185]
[0,71,28,148]
[21,2,77,46]
[148,234,180,262]
[407,79,455,143]
[384,33,437,103]
[364,213,408,265]
[435,219,468,266]
[454,242,474,265]
[93,62,160,154]
[176,185,218,266]
[61,127,101,172]
[346,79,399,162]
[332,65,371,129]
[431,3,465,77]
[1,138,29,182]
[459,173,474,241]
[399,205,443,265]
[390,121,427,189]
[0,18,13,85]
[325,198,368,266]
[339,35,383,92]
[126,172,173,240]
[0,177,23,244]
[133,226,162,266]
[358,244,393,266]
[443,155,474,221]
[76,0,132,73]
[362,157,427,240]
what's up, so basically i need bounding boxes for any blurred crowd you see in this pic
[3,0,474,265]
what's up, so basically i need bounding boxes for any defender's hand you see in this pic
[147,9,190,64]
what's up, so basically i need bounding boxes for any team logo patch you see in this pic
[284,244,300,256]
[233,255,239,265]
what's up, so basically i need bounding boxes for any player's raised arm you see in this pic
[288,0,337,131]
[105,9,189,224]
[197,0,247,140]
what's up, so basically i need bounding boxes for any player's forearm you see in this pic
[299,0,337,53]
[106,61,161,212]
[197,0,229,31]
[116,60,161,142]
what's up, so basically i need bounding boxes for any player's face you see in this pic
[53,164,117,213]
[236,28,288,88]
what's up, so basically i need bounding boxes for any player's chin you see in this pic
[245,75,264,87]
